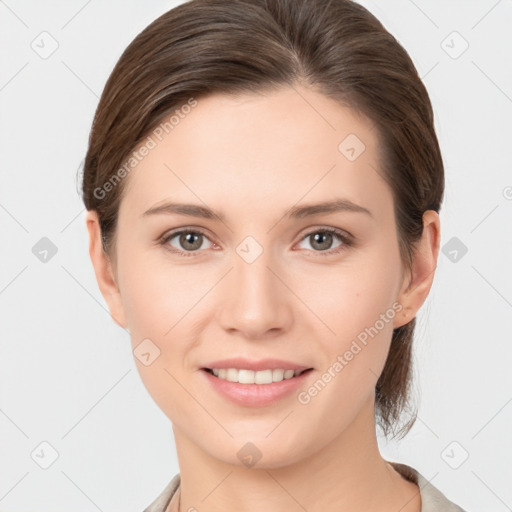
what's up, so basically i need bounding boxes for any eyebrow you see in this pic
[142,198,373,221]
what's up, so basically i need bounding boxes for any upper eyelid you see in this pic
[302,225,352,239]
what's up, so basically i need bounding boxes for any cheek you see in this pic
[116,248,198,416]
[118,246,199,336]
[117,246,213,397]
[301,242,402,386]
[306,249,401,341]
[293,262,401,430]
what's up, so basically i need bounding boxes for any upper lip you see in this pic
[201,358,313,372]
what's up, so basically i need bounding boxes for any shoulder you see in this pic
[142,473,180,512]
[388,461,468,512]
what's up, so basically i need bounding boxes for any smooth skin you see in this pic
[86,84,440,512]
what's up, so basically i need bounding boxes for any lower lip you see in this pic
[200,369,314,407]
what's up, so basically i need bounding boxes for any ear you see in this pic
[85,210,128,330]
[393,210,441,329]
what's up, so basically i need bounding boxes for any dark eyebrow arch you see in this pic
[142,198,372,221]
[286,199,373,219]
[143,202,226,221]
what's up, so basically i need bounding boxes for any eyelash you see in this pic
[158,226,353,258]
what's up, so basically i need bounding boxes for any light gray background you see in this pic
[1,1,511,511]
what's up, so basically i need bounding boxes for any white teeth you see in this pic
[209,368,305,384]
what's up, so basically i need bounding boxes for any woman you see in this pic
[82,0,467,510]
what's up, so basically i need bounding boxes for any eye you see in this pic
[296,227,351,255]
[159,226,352,258]
[160,228,218,256]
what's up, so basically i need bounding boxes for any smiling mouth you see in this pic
[202,367,313,384]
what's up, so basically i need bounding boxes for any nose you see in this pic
[217,245,293,340]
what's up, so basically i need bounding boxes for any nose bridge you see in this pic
[219,237,291,337]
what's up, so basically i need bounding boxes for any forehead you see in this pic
[119,85,391,221]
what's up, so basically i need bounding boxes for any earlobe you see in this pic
[393,210,441,329]
[85,210,128,330]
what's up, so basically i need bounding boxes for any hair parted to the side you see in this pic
[81,0,444,440]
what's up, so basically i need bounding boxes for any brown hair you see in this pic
[82,0,444,439]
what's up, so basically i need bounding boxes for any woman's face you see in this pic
[89,85,425,467]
